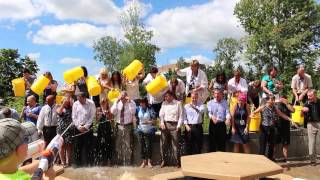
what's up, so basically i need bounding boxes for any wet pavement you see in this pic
[61,160,320,180]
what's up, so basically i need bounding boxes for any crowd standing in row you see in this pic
[1,60,320,169]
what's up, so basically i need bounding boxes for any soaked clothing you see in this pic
[275,102,291,145]
[57,107,73,144]
[231,105,249,144]
[260,106,278,160]
[115,123,134,165]
[95,116,113,165]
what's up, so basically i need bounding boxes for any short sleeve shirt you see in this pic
[291,74,312,94]
[262,75,279,94]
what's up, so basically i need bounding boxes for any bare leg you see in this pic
[282,145,288,161]
[243,144,250,154]
[66,143,72,166]
[233,144,240,153]
[59,143,66,165]
[140,160,146,168]
[147,159,153,168]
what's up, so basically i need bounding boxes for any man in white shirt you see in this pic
[227,69,248,96]
[37,95,58,147]
[184,92,206,155]
[72,92,96,167]
[159,91,183,168]
[176,60,209,103]
[291,65,313,104]
[111,91,136,165]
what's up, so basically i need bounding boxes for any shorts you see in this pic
[276,121,290,145]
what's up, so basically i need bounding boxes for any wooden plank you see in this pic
[54,176,71,180]
[53,165,64,176]
[267,174,294,180]
[181,152,283,180]
[152,171,184,180]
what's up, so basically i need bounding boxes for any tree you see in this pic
[213,38,242,79]
[93,1,160,74]
[0,49,39,99]
[93,36,122,72]
[234,0,320,92]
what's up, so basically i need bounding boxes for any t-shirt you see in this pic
[262,75,279,94]
[0,170,31,180]
[275,102,291,127]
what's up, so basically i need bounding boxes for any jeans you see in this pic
[259,125,276,160]
[138,132,154,160]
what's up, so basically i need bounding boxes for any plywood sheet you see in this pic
[181,152,283,180]
[152,171,184,180]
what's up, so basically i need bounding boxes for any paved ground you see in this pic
[60,160,320,180]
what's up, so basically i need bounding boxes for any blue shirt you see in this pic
[24,105,42,125]
[184,102,206,125]
[207,99,230,122]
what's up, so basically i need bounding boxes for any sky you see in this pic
[0,0,246,84]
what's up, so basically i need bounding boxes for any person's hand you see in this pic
[298,94,304,101]
[38,130,43,137]
[27,112,33,117]
[225,119,231,126]
[185,125,191,132]
[79,126,86,133]
[244,128,248,135]
[295,94,299,102]
[43,166,56,180]
[160,123,166,130]
[302,107,309,113]
[232,128,236,135]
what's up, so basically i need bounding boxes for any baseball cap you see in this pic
[0,118,29,159]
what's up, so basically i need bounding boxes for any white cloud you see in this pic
[37,0,120,25]
[27,52,41,61]
[31,23,122,46]
[28,19,41,27]
[0,0,41,20]
[122,0,152,18]
[59,57,88,65]
[147,0,245,49]
[170,54,212,65]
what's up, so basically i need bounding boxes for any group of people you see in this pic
[1,59,320,171]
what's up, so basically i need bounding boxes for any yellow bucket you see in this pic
[145,75,168,96]
[86,76,101,96]
[31,75,50,95]
[291,106,304,126]
[123,60,143,81]
[229,97,238,114]
[185,97,192,104]
[63,67,84,84]
[249,113,261,132]
[108,89,120,103]
[55,95,64,105]
[12,78,25,97]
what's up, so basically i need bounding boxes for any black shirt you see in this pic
[304,99,320,122]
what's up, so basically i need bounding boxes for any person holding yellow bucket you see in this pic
[74,66,89,98]
[142,67,168,118]
[125,70,144,105]
[302,89,320,166]
[42,71,58,105]
[23,69,39,105]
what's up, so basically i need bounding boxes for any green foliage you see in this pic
[0,49,39,100]
[234,0,320,92]
[93,2,160,74]
[5,97,24,115]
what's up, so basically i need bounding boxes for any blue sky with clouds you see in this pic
[0,0,245,84]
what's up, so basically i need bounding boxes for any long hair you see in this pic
[111,71,122,89]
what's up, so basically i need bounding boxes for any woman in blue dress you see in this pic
[230,93,251,153]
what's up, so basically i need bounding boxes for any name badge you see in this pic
[240,120,246,126]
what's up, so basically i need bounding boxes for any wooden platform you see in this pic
[267,174,294,180]
[181,152,283,180]
[152,171,184,180]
